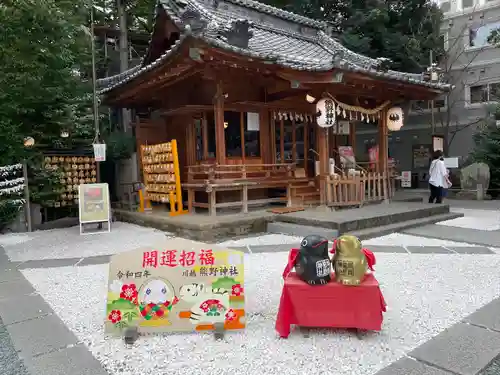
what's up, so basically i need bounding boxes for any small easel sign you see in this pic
[78,183,111,235]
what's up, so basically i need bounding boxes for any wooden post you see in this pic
[317,126,329,204]
[378,108,389,173]
[259,110,271,164]
[214,82,226,165]
[349,122,356,156]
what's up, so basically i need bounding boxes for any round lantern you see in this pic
[316,98,336,128]
[387,107,404,131]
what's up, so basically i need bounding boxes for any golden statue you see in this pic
[331,235,367,286]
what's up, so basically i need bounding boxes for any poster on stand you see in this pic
[338,146,355,168]
[104,238,246,335]
[401,171,412,188]
[78,183,111,234]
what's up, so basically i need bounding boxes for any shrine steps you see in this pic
[266,202,463,240]
[289,179,320,207]
[267,222,339,239]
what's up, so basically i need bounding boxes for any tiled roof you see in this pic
[97,0,452,95]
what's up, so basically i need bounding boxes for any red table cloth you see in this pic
[275,273,386,338]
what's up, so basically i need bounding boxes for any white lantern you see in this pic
[316,98,336,128]
[387,107,404,131]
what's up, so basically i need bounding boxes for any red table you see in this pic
[275,273,386,338]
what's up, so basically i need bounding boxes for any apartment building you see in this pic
[355,0,500,186]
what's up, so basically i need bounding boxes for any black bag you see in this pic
[295,235,331,285]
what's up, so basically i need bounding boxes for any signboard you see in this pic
[443,157,459,168]
[78,183,111,234]
[368,145,379,170]
[93,143,106,162]
[336,121,350,135]
[401,171,412,188]
[338,146,355,168]
[247,112,260,131]
[105,239,245,335]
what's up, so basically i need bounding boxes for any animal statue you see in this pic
[331,235,373,286]
[179,283,230,325]
[283,235,331,285]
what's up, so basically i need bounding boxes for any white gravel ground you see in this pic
[217,233,302,247]
[440,208,500,231]
[22,252,500,375]
[363,233,480,247]
[2,223,173,262]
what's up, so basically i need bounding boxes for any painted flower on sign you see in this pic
[120,284,138,302]
[225,309,236,321]
[108,310,122,324]
[231,284,243,296]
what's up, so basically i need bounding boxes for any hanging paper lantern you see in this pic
[387,107,404,131]
[316,98,336,128]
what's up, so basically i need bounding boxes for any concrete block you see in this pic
[465,298,500,332]
[375,357,450,375]
[267,222,338,239]
[78,255,111,266]
[0,279,35,300]
[0,294,52,325]
[7,314,78,357]
[15,258,81,270]
[407,246,452,254]
[448,246,494,254]
[410,323,500,375]
[24,345,108,375]
[365,245,407,253]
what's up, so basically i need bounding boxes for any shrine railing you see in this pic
[187,163,296,183]
[326,171,393,207]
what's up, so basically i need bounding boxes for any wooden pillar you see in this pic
[304,121,309,176]
[186,117,196,166]
[259,110,272,164]
[214,82,226,164]
[349,122,356,156]
[317,125,329,204]
[378,108,389,173]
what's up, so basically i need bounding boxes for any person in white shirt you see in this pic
[428,150,448,204]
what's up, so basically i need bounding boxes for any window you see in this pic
[206,112,216,158]
[462,0,474,8]
[194,118,203,161]
[243,114,261,157]
[224,111,261,158]
[411,97,447,112]
[469,82,500,104]
[469,21,500,48]
[224,111,242,157]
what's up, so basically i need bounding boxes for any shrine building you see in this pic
[98,0,451,216]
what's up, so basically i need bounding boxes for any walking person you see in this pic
[428,150,448,203]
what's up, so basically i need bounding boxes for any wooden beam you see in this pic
[266,89,308,102]
[240,111,246,162]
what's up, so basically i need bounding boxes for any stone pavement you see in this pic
[0,246,108,375]
[1,227,500,374]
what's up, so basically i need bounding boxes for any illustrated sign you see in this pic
[368,145,379,170]
[338,146,355,168]
[78,183,110,223]
[105,239,246,335]
[401,171,411,188]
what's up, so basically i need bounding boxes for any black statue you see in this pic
[295,235,331,285]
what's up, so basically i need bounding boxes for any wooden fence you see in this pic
[326,172,393,207]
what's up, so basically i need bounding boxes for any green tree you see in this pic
[0,0,94,165]
[471,105,500,196]
[262,0,444,73]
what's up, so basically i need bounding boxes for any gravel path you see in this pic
[21,251,500,375]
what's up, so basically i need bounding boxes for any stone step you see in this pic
[346,212,463,240]
[267,221,339,239]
